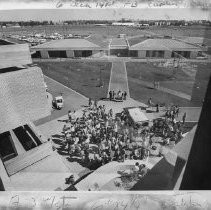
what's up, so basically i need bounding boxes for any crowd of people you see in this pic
[62,100,149,169]
[108,90,127,101]
[58,97,188,172]
[151,104,187,146]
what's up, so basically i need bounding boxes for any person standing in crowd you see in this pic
[94,99,98,108]
[124,91,127,100]
[68,110,72,122]
[175,105,180,118]
[88,98,92,107]
[156,103,159,113]
[109,90,112,101]
[148,97,152,108]
[154,81,156,89]
[72,110,76,122]
[182,112,186,124]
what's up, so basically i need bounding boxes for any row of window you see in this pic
[32,50,93,58]
[32,50,197,59]
[0,125,42,162]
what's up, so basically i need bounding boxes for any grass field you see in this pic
[126,62,195,95]
[128,78,192,107]
[126,61,211,107]
[36,61,112,100]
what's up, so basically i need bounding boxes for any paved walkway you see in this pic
[34,76,88,126]
[108,61,130,97]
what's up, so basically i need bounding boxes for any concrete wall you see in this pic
[164,50,172,59]
[0,160,10,190]
[40,50,49,59]
[66,50,74,58]
[138,50,146,58]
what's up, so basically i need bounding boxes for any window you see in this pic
[13,126,37,151]
[48,51,67,58]
[0,131,17,161]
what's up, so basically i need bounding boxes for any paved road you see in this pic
[108,61,130,97]
[34,76,87,126]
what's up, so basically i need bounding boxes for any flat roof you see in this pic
[110,38,128,48]
[127,36,148,47]
[130,38,201,51]
[32,39,102,50]
[0,44,32,69]
[86,34,110,49]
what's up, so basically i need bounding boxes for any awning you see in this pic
[128,108,149,123]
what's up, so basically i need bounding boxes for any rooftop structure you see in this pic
[31,39,107,59]
[110,38,128,49]
[0,44,32,69]
[0,66,50,133]
[130,38,201,51]
[32,39,102,51]
[0,44,76,191]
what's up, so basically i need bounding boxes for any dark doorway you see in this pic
[74,50,92,57]
[31,51,41,58]
[130,51,138,57]
[82,50,92,57]
[48,51,67,58]
[110,49,129,57]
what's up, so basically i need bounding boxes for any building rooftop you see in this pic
[130,38,201,51]
[86,34,110,49]
[110,38,128,48]
[0,66,50,133]
[32,39,102,50]
[0,44,32,69]
[127,35,148,47]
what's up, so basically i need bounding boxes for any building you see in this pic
[129,38,203,59]
[0,43,32,69]
[31,38,107,59]
[109,38,129,57]
[30,35,205,59]
[0,44,82,191]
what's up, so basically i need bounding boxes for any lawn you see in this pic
[126,62,193,82]
[128,80,193,107]
[36,61,112,100]
[126,62,195,95]
[126,62,211,107]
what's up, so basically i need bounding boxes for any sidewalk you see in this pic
[108,61,130,97]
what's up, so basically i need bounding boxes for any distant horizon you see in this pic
[0,8,210,21]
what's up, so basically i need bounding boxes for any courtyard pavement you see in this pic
[34,60,202,189]
[34,75,88,126]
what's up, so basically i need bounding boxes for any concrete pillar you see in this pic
[138,50,146,58]
[164,50,172,59]
[190,51,198,59]
[40,50,49,59]
[66,50,74,58]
